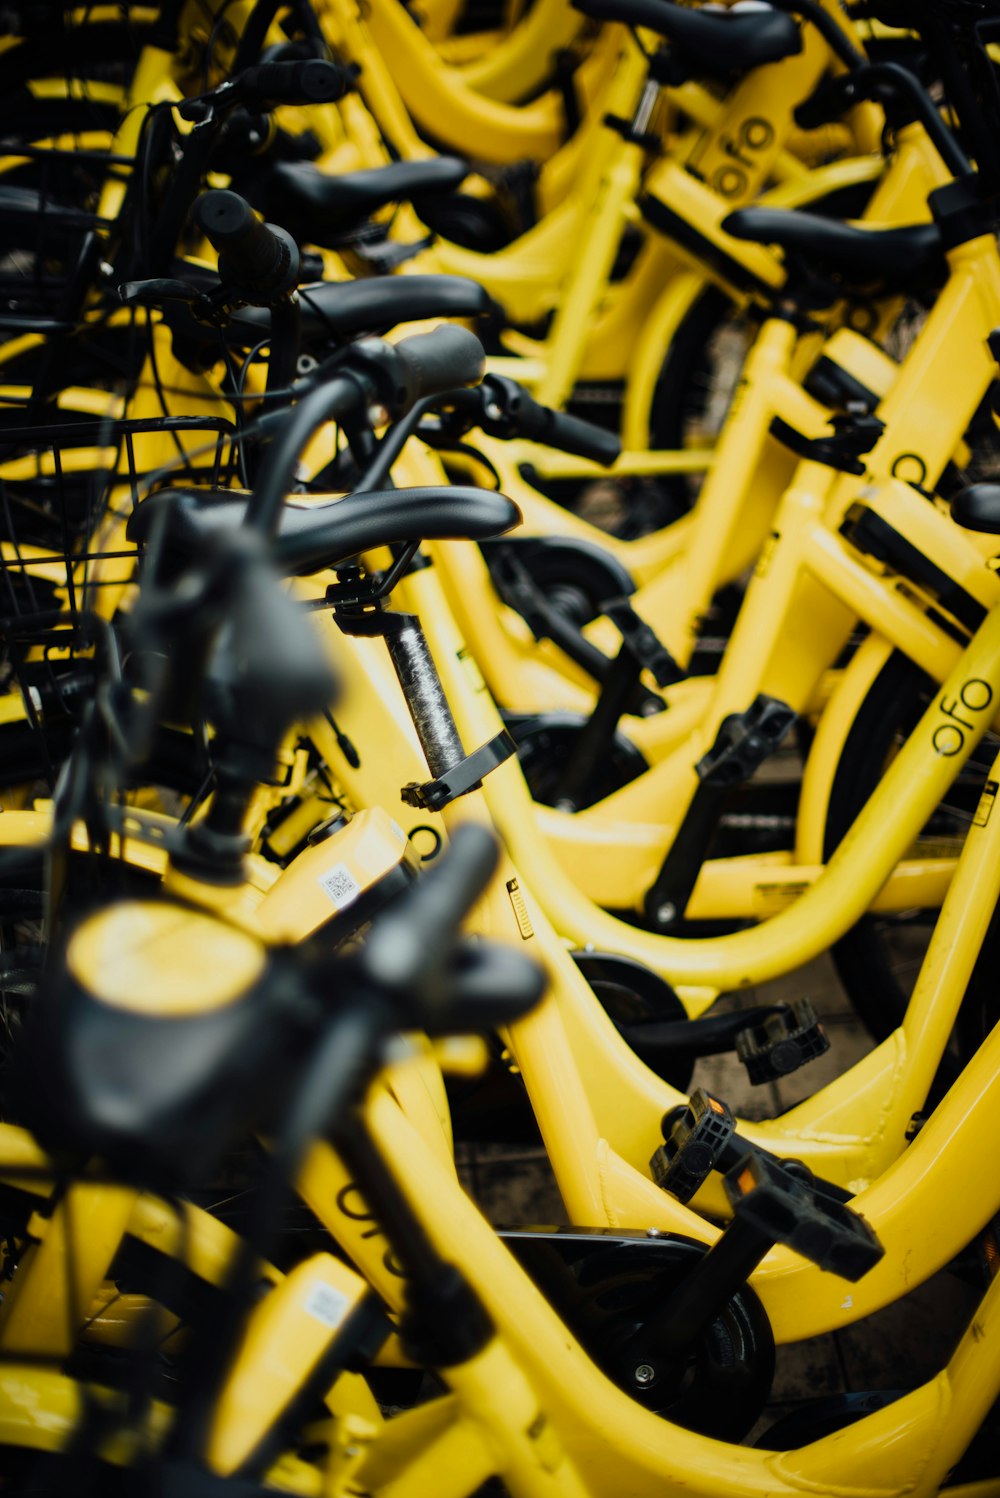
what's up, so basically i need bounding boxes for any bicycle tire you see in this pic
[647,283,742,518]
[821,647,998,1042]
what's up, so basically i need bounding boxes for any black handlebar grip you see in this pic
[443,944,547,1030]
[235,59,351,108]
[393,324,486,405]
[362,825,500,1011]
[194,190,299,300]
[510,389,621,467]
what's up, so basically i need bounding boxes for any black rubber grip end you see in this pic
[394,324,486,404]
[194,190,299,300]
[237,59,351,107]
[515,394,621,466]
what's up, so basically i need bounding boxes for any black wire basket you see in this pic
[0,413,239,788]
[0,139,130,335]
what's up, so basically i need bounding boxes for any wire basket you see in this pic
[0,139,128,333]
[0,413,240,787]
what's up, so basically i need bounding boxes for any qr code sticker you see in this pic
[319,863,361,910]
[304,1281,349,1329]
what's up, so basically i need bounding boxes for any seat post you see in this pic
[383,611,468,780]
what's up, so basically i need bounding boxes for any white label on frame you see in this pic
[304,1281,349,1329]
[319,863,362,910]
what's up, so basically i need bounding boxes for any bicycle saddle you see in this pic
[952,483,1000,534]
[228,273,493,345]
[127,485,521,577]
[571,0,801,74]
[723,208,945,283]
[252,157,469,249]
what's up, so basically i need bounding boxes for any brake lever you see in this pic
[118,277,210,309]
[476,375,526,439]
[418,378,525,444]
[118,273,268,329]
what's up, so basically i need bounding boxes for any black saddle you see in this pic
[952,484,1000,535]
[723,207,945,287]
[127,484,521,577]
[252,157,469,250]
[571,0,801,74]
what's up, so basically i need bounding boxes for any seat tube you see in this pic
[667,315,802,661]
[535,42,650,409]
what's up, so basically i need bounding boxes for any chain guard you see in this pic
[501,1227,774,1440]
[571,950,693,1092]
[505,711,647,809]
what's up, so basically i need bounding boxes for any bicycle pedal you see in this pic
[696,694,797,789]
[735,998,828,1084]
[650,1088,735,1203]
[645,696,797,925]
[724,1151,884,1280]
[602,597,684,688]
[652,1087,852,1207]
[769,409,885,476]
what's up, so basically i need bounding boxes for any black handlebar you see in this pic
[571,0,677,26]
[194,189,300,301]
[573,0,865,69]
[358,823,547,1031]
[248,325,487,535]
[795,60,971,178]
[765,0,866,69]
[362,824,500,1015]
[423,374,622,465]
[234,59,351,108]
[178,59,352,120]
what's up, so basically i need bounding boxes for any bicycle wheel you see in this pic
[821,648,999,1042]
[648,171,886,519]
[647,284,748,518]
[543,284,745,543]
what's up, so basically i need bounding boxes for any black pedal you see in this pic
[603,597,684,689]
[652,1087,851,1208]
[650,1089,735,1203]
[623,1002,795,1090]
[769,409,885,476]
[697,695,797,789]
[644,695,797,926]
[724,1152,884,1281]
[622,1135,880,1392]
[735,998,828,1084]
